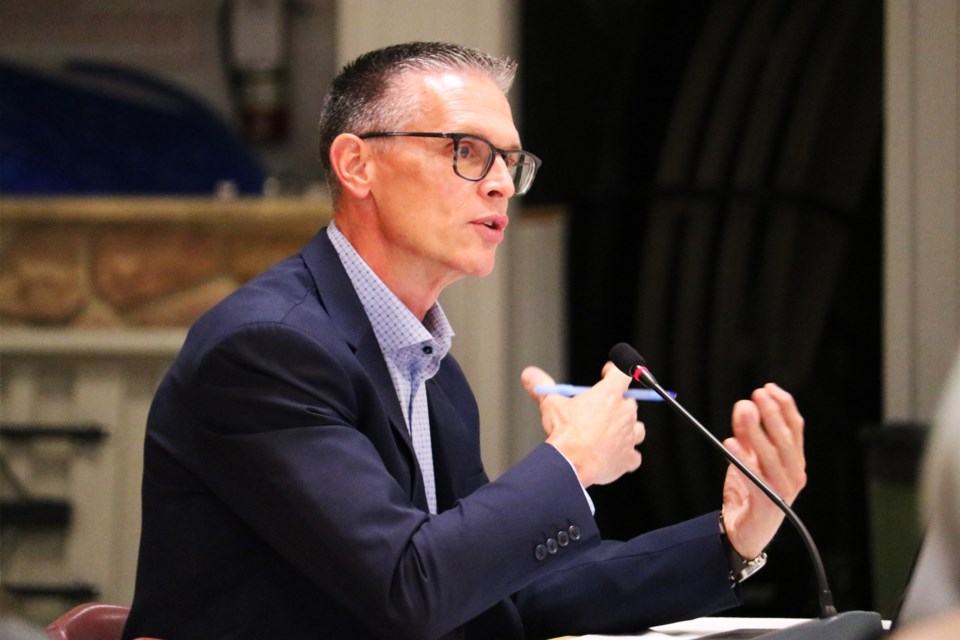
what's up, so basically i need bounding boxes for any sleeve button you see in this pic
[568,525,581,542]
[535,544,548,561]
[557,530,570,547]
[546,537,559,555]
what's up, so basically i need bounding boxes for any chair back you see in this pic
[46,602,130,640]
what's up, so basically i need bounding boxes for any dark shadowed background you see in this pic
[521,0,884,618]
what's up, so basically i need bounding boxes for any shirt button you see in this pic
[534,544,548,561]
[568,525,581,542]
[557,530,570,547]
[546,538,559,555]
[422,346,433,355]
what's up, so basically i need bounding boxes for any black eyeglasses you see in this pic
[358,132,542,196]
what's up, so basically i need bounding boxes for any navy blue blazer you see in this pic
[124,228,740,640]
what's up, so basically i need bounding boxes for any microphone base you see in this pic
[756,611,885,640]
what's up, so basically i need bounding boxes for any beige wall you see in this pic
[884,0,960,423]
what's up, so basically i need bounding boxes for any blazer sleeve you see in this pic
[184,321,601,640]
[514,511,742,639]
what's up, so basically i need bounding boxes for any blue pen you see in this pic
[534,384,675,402]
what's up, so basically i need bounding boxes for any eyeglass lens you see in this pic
[453,135,539,195]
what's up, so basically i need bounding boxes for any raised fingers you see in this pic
[751,383,805,476]
[730,388,806,502]
[757,383,804,452]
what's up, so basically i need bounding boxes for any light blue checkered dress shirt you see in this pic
[327,221,453,514]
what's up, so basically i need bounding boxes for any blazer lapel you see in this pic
[300,228,428,510]
[426,374,477,512]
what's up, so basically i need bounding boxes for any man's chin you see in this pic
[471,255,498,278]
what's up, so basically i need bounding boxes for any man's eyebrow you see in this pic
[489,137,524,152]
[458,130,523,151]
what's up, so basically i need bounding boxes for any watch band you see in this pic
[718,512,768,584]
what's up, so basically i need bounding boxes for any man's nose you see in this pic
[482,154,516,198]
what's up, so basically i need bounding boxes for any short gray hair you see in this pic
[317,41,517,203]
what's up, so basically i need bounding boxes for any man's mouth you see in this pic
[474,215,509,232]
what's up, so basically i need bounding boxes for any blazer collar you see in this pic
[301,229,410,440]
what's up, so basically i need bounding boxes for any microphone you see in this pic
[608,342,884,640]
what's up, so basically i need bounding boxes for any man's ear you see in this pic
[329,133,374,199]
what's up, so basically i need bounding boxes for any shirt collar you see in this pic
[327,221,454,360]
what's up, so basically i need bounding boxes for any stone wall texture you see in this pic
[0,198,330,328]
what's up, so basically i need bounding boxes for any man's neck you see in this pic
[333,215,451,321]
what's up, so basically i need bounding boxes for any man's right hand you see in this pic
[521,363,645,487]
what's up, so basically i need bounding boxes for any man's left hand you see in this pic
[720,383,807,560]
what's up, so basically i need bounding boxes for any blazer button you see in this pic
[535,544,548,561]
[568,525,581,542]
[557,530,570,547]
[546,537,559,555]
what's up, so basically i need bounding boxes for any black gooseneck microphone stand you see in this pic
[609,343,885,640]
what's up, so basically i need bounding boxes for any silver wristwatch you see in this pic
[719,512,768,584]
